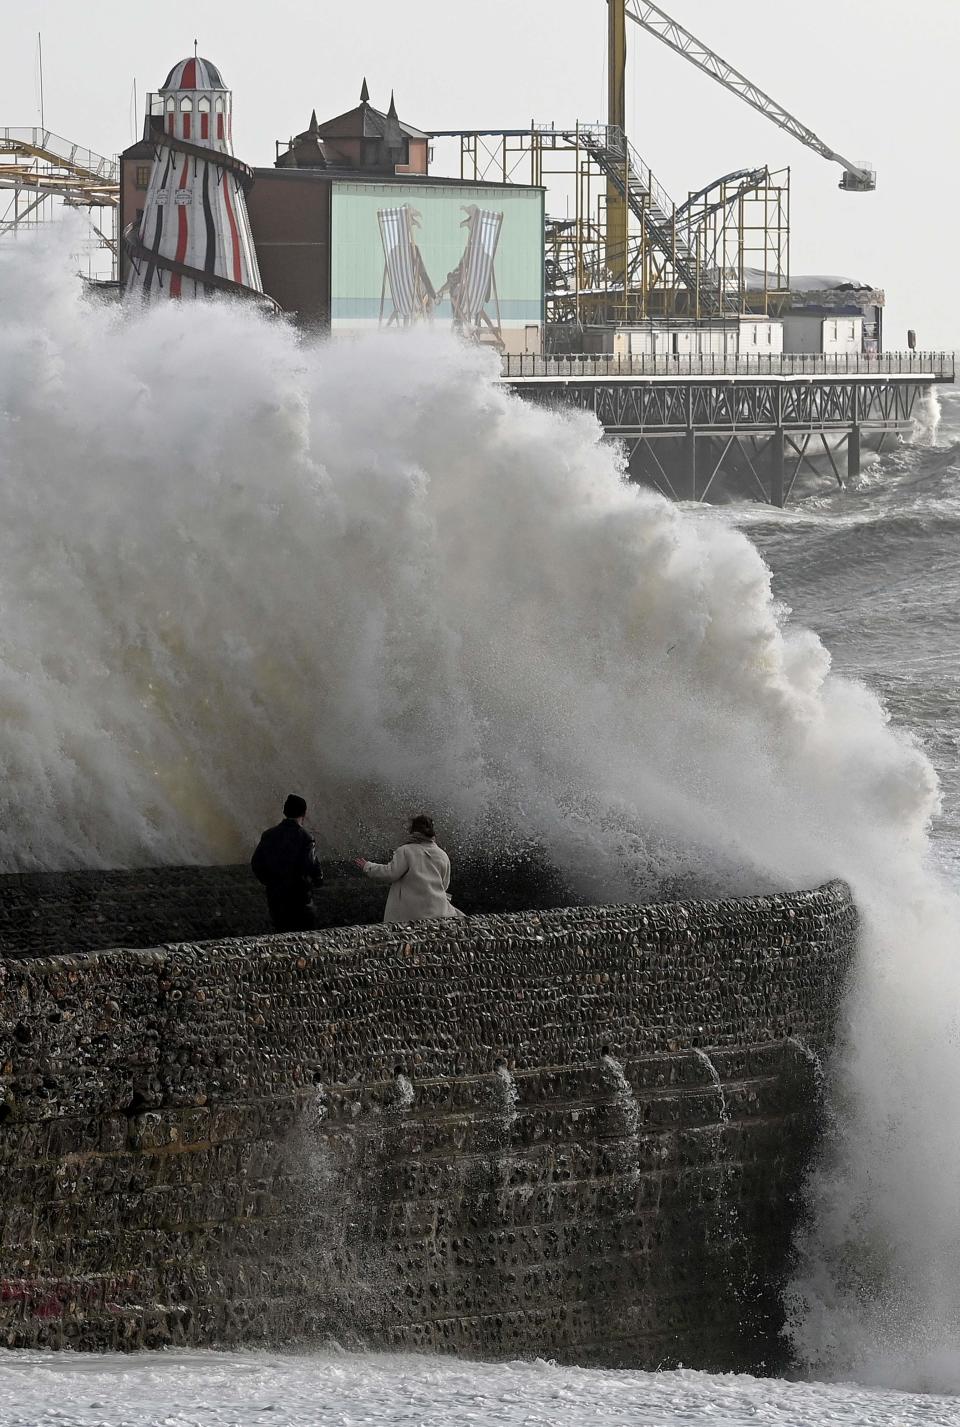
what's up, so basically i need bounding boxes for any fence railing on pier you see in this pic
[502,352,956,382]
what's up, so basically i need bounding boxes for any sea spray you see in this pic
[911,387,942,446]
[0,236,934,888]
[0,230,958,1388]
[784,884,960,1389]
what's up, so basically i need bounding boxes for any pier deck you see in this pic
[503,352,955,505]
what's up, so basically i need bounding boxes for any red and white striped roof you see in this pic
[161,57,227,93]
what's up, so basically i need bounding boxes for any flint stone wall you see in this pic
[0,856,575,958]
[0,879,857,1370]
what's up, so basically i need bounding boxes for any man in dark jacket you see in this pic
[251,794,324,932]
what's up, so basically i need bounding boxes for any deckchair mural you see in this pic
[378,205,436,326]
[438,206,505,348]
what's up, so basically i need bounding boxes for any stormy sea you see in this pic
[723,385,960,886]
[1,228,960,1421]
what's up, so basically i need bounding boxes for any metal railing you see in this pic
[571,123,680,227]
[0,128,118,183]
[502,352,956,381]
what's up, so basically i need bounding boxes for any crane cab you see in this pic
[840,163,876,192]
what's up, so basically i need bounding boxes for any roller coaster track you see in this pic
[568,125,737,315]
[675,168,770,223]
[0,128,119,247]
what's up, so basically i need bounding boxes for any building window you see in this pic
[180,95,193,111]
[166,96,176,112]
[197,94,211,139]
[214,96,224,113]
[135,164,151,188]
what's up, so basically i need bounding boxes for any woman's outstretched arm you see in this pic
[358,846,409,883]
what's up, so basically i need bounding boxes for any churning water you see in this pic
[2,227,960,1414]
[1,1350,959,1427]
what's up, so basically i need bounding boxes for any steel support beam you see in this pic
[683,430,696,500]
[848,424,861,481]
[608,0,627,133]
[770,429,785,508]
[606,0,629,295]
[509,373,947,506]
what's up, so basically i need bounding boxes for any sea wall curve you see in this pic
[0,879,856,1368]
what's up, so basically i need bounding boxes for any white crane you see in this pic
[622,1,876,191]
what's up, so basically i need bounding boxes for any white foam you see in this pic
[1,229,959,1389]
[0,1351,956,1426]
[912,388,943,446]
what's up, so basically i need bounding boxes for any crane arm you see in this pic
[622,1,875,190]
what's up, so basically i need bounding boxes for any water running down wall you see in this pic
[0,881,855,1366]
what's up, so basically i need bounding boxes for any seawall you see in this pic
[0,856,575,958]
[0,873,856,1369]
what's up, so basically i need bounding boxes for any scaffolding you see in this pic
[433,123,789,337]
[678,166,790,317]
[0,128,120,279]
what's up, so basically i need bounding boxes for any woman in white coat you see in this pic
[356,815,464,924]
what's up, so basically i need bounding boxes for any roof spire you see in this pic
[309,108,319,134]
[193,37,198,58]
[360,76,370,103]
[387,89,398,118]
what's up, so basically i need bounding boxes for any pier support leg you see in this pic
[771,428,785,508]
[847,424,861,482]
[684,430,696,501]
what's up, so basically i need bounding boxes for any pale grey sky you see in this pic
[6,0,959,346]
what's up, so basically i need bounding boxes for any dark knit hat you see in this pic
[283,794,307,819]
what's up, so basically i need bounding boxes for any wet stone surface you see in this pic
[0,877,857,1370]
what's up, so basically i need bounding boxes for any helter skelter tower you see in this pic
[124,55,271,304]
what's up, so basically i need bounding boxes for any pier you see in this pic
[504,352,956,506]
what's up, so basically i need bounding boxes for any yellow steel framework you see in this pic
[0,128,120,277]
[606,0,628,293]
[435,0,791,336]
[679,166,790,317]
[447,125,790,331]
